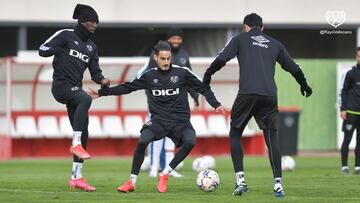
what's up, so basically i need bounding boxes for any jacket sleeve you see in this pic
[98,76,147,96]
[276,42,302,74]
[185,69,221,109]
[38,30,66,57]
[203,36,239,83]
[276,42,308,87]
[88,46,105,84]
[341,71,352,111]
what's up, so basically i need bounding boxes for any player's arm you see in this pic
[87,76,147,99]
[185,69,230,113]
[187,86,200,107]
[203,36,239,86]
[88,46,110,88]
[38,30,66,57]
[340,71,351,119]
[276,42,312,97]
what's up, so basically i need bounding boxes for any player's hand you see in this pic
[193,98,200,110]
[215,105,231,114]
[101,78,110,89]
[300,84,312,97]
[340,111,347,120]
[86,87,99,99]
[193,103,200,111]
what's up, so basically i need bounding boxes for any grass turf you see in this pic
[0,156,359,202]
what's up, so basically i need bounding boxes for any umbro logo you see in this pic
[251,35,270,48]
[251,35,270,43]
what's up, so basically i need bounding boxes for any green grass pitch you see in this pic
[0,156,359,202]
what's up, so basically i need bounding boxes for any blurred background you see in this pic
[0,0,359,159]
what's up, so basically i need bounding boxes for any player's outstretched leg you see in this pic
[263,129,285,197]
[117,129,156,192]
[164,137,183,178]
[229,126,249,196]
[157,128,195,193]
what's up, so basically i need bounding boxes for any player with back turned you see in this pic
[203,13,312,197]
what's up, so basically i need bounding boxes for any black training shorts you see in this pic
[141,119,195,147]
[231,94,278,130]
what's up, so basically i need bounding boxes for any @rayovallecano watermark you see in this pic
[320,10,352,35]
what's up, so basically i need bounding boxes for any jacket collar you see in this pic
[74,24,92,42]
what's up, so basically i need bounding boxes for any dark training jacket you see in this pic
[204,27,307,97]
[38,25,105,88]
[341,64,360,112]
[99,64,221,122]
[146,47,199,103]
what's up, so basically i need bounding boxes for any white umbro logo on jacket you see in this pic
[251,35,270,48]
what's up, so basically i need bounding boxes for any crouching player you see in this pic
[87,41,229,193]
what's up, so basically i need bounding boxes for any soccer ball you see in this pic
[192,156,216,172]
[192,157,207,172]
[202,155,216,169]
[281,156,296,171]
[196,169,220,192]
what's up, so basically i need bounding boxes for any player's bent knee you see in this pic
[137,138,150,147]
[183,137,196,149]
[81,94,92,107]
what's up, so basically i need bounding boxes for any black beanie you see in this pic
[72,4,99,24]
[167,27,184,39]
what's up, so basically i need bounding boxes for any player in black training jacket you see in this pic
[339,47,360,175]
[87,41,229,193]
[38,4,110,192]
[140,27,198,178]
[203,13,312,197]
